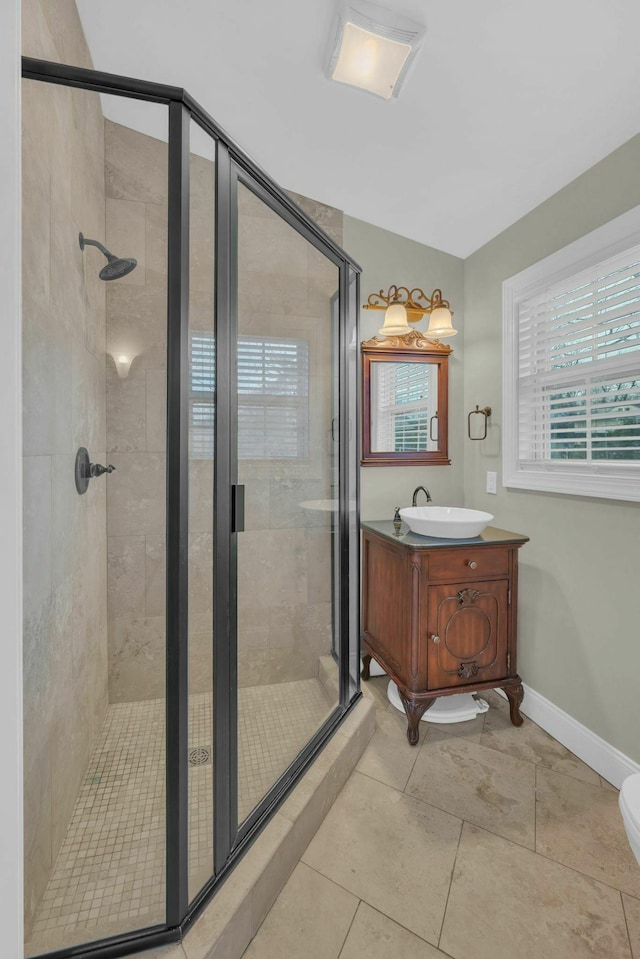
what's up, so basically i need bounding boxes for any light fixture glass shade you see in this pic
[332,22,411,100]
[112,353,135,378]
[379,301,411,336]
[426,306,457,338]
[326,2,426,101]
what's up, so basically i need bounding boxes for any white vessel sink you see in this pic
[399,506,494,539]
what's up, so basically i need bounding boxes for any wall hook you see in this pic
[468,405,492,440]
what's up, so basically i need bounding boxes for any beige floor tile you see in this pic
[339,902,450,958]
[480,706,600,785]
[601,776,620,792]
[623,895,640,959]
[423,711,486,745]
[243,862,358,959]
[406,737,536,848]
[302,771,461,946]
[356,709,421,791]
[440,823,632,959]
[536,767,640,897]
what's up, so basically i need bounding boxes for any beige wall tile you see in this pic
[23,456,52,614]
[73,337,107,452]
[107,536,146,620]
[39,0,94,68]
[189,533,213,620]
[106,120,168,205]
[108,616,166,703]
[239,212,308,280]
[146,369,167,452]
[237,529,307,611]
[106,198,146,287]
[106,361,147,452]
[21,112,51,317]
[288,191,344,248]
[106,284,167,371]
[190,155,215,296]
[106,452,166,537]
[145,534,166,618]
[145,202,168,286]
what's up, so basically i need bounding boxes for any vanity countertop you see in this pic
[362,520,529,549]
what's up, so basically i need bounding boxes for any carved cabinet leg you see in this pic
[501,680,524,727]
[361,653,372,681]
[398,691,435,746]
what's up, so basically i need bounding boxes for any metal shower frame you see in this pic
[22,56,362,959]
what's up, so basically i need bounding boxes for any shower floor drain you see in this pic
[189,746,211,767]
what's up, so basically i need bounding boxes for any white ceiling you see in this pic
[77,0,640,258]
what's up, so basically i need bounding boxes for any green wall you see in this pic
[464,134,640,762]
[344,215,465,521]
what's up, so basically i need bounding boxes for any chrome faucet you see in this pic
[412,486,432,506]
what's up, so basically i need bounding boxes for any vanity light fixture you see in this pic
[326,1,426,100]
[363,285,457,338]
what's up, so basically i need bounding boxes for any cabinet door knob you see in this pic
[431,634,440,644]
[467,560,478,569]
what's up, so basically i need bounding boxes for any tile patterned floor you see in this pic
[243,679,640,959]
[26,679,333,956]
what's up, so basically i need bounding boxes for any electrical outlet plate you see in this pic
[486,471,497,495]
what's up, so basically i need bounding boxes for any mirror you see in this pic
[361,330,451,465]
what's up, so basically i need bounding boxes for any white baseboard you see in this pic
[496,684,640,789]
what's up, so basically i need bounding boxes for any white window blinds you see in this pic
[517,246,640,465]
[189,332,309,460]
[503,208,640,502]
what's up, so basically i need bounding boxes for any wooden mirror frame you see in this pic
[361,329,452,466]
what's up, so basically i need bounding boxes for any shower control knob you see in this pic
[75,447,116,494]
[90,462,116,478]
[431,634,440,644]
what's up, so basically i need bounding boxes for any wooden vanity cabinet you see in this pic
[361,522,529,745]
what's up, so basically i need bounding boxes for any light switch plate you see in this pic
[486,471,497,494]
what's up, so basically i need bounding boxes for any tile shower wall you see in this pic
[104,126,341,700]
[22,0,109,936]
[104,120,172,704]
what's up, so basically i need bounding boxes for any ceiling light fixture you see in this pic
[363,285,457,338]
[326,1,426,100]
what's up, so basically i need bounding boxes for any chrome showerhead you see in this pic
[79,232,138,282]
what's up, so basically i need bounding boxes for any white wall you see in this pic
[464,135,640,763]
[0,0,24,956]
[344,215,465,520]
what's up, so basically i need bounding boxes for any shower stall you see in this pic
[22,56,360,959]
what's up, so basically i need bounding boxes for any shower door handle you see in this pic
[232,484,245,533]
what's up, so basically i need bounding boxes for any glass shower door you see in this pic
[234,178,342,824]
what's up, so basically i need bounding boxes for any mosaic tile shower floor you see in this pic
[26,678,334,955]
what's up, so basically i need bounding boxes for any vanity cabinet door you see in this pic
[426,580,508,690]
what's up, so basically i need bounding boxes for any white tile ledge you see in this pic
[130,696,376,959]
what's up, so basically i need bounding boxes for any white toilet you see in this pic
[619,773,640,864]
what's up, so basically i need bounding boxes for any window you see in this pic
[189,331,309,460]
[503,206,640,501]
